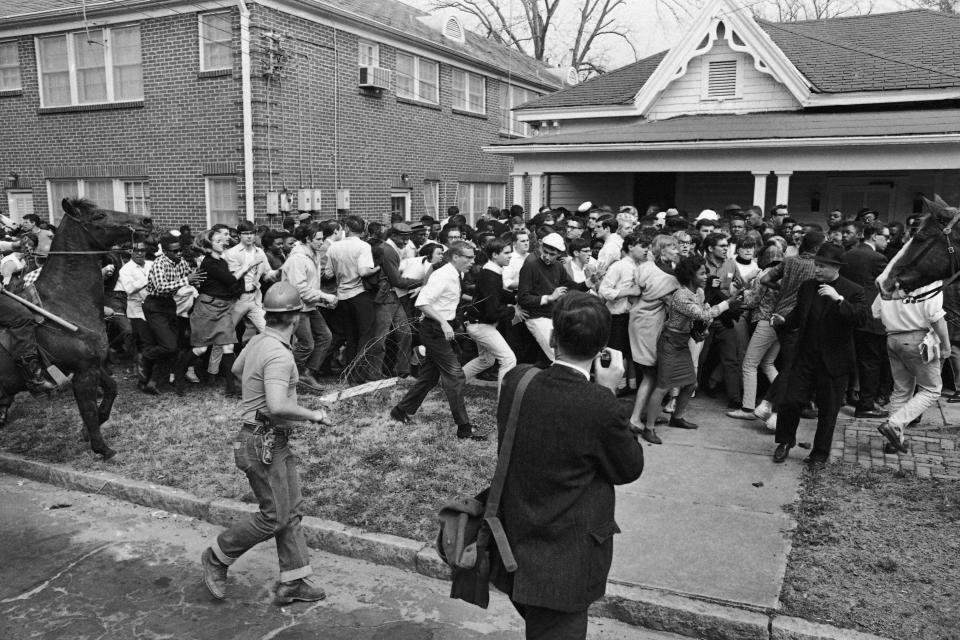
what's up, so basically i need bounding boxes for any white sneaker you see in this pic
[754,400,772,421]
[186,366,200,384]
[664,397,677,414]
[765,413,778,431]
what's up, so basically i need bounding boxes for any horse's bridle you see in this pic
[41,212,137,256]
[895,208,960,304]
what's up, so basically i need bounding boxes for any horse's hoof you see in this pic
[100,448,117,461]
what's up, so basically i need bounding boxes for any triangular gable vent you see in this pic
[443,16,465,43]
[707,60,738,98]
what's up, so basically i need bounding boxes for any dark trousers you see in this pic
[775,356,847,460]
[0,293,37,359]
[700,320,744,401]
[130,317,152,353]
[765,328,800,409]
[292,309,333,371]
[396,318,469,427]
[512,601,589,640]
[608,312,631,365]
[141,296,181,364]
[853,330,884,409]
[340,291,378,382]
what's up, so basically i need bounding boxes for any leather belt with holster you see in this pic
[241,410,290,465]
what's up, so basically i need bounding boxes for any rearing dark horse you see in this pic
[878,195,960,301]
[0,198,151,459]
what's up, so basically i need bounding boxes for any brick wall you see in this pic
[0,5,543,231]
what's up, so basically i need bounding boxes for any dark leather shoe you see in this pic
[138,380,159,396]
[457,425,491,441]
[855,408,889,419]
[668,416,699,429]
[844,390,859,407]
[800,406,818,420]
[274,577,326,605]
[804,456,827,470]
[773,440,795,463]
[201,548,228,600]
[878,422,909,453]
[639,427,662,445]
[948,391,960,404]
[389,406,410,424]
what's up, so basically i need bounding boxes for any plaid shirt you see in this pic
[770,253,817,317]
[146,252,193,297]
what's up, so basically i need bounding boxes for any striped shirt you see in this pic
[770,253,817,317]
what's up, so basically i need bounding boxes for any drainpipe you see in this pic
[238,0,255,223]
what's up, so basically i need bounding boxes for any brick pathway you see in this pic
[831,404,960,479]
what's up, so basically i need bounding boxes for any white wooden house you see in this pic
[487,0,960,222]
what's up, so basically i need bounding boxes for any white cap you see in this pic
[541,232,566,252]
[696,209,719,221]
[577,201,593,213]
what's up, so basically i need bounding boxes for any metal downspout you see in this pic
[238,0,255,222]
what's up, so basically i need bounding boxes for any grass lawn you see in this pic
[0,367,499,542]
[782,462,960,640]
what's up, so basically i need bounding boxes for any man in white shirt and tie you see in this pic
[389,242,489,440]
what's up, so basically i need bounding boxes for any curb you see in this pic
[0,452,891,640]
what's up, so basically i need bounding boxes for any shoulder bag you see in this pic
[436,365,539,608]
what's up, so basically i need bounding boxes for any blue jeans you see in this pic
[396,318,470,427]
[213,428,312,582]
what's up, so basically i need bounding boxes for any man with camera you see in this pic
[494,292,644,639]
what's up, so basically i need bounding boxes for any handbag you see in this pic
[436,365,539,608]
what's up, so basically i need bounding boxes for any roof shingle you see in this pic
[515,8,960,112]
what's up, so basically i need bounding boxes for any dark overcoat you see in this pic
[782,276,866,377]
[493,364,644,612]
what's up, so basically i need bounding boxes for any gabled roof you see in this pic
[516,8,960,113]
[0,0,563,91]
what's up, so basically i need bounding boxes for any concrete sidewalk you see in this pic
[609,395,816,611]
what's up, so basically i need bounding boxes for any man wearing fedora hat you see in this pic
[770,243,866,468]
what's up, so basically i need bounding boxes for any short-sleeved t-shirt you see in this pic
[235,329,299,426]
[325,236,375,301]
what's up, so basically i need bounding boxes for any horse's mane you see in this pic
[63,197,101,219]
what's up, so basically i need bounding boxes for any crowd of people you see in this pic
[0,200,951,460]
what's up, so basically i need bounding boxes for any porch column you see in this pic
[529,172,544,214]
[751,171,768,209]
[511,173,525,209]
[774,171,793,207]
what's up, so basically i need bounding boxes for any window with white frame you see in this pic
[357,40,379,67]
[0,41,21,91]
[395,52,438,104]
[499,83,538,137]
[451,69,484,114]
[46,178,150,222]
[37,25,142,107]
[206,176,237,227]
[455,183,505,225]
[6,191,33,224]
[423,180,439,218]
[199,12,232,71]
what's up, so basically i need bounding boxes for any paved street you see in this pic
[0,473,684,640]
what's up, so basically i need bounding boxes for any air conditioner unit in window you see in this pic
[359,66,391,91]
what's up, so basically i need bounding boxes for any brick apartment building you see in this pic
[0,0,563,231]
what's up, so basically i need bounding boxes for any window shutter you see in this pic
[707,60,738,99]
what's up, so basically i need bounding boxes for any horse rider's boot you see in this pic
[15,353,58,394]
[173,351,194,397]
[221,353,240,398]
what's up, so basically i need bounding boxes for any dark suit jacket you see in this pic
[494,365,644,612]
[375,240,420,304]
[783,276,866,377]
[840,243,888,334]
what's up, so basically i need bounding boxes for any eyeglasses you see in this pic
[458,253,475,260]
[567,225,582,230]
[716,244,729,248]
